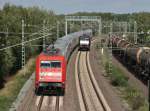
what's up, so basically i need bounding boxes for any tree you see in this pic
[0,49,16,88]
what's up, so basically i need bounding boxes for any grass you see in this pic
[123,86,149,111]
[95,43,149,111]
[0,57,35,111]
[105,62,129,87]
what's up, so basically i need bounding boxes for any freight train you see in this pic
[108,35,150,84]
[79,33,92,51]
[35,30,92,95]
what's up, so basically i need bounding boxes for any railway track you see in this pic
[75,51,111,111]
[35,96,63,111]
[36,96,44,111]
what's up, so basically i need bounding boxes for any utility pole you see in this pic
[81,21,83,31]
[65,20,68,36]
[110,22,113,34]
[22,20,25,75]
[43,20,46,51]
[98,18,102,36]
[6,27,9,45]
[57,21,59,39]
[70,22,74,33]
[119,22,121,33]
[109,23,113,76]
[128,22,131,33]
[124,22,127,34]
[134,21,137,44]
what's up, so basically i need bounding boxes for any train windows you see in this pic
[40,61,51,68]
[40,61,61,68]
[51,61,61,68]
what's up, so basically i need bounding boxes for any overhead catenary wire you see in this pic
[0,25,56,38]
[0,24,57,50]
[0,33,52,51]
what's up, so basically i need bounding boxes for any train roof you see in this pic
[80,34,90,39]
[47,29,92,56]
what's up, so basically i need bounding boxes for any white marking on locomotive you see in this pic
[80,40,89,45]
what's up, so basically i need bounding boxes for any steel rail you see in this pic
[86,52,111,111]
[37,96,44,111]
[76,51,111,111]
[77,52,89,111]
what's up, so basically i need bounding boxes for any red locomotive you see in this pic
[35,30,92,95]
[35,52,66,95]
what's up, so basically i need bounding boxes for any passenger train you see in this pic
[35,30,92,95]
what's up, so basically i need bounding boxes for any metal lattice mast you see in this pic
[124,22,127,34]
[69,22,73,33]
[128,22,131,32]
[65,19,68,36]
[65,16,101,36]
[5,27,9,45]
[110,23,113,35]
[43,20,46,51]
[134,21,137,44]
[57,21,60,39]
[98,18,102,36]
[21,20,25,72]
[81,20,83,31]
[109,23,113,75]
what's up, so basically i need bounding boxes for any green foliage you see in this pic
[0,49,16,88]
[70,12,150,34]
[105,63,128,87]
[104,62,110,74]
[123,86,148,111]
[0,58,35,111]
[0,3,58,87]
[104,60,128,87]
[100,48,148,111]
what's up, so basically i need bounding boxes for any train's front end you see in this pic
[35,53,66,95]
[79,34,91,51]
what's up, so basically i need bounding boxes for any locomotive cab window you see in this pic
[40,61,61,68]
[80,37,89,40]
[51,61,61,68]
[40,61,51,68]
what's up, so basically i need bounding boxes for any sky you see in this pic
[0,0,150,14]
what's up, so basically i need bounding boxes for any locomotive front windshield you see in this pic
[80,36,90,40]
[40,61,61,68]
[40,61,51,68]
[51,61,61,68]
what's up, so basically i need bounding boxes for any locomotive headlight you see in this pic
[40,72,53,76]
[40,72,45,76]
[47,73,52,76]
[41,72,49,76]
[40,72,43,76]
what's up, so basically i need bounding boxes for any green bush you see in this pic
[104,62,110,74]
[0,49,16,88]
[106,63,128,87]
[131,96,145,110]
[0,58,35,111]
[123,84,149,111]
[111,74,128,87]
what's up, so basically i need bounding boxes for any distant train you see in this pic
[35,30,92,95]
[108,35,150,83]
[79,33,92,51]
